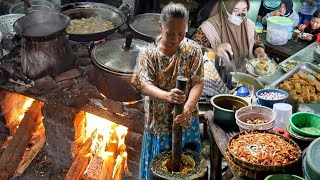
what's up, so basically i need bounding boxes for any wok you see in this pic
[61,2,128,42]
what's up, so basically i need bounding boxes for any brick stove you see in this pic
[0,38,144,179]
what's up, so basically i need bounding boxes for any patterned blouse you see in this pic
[132,39,204,136]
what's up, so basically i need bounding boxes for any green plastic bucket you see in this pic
[290,112,320,137]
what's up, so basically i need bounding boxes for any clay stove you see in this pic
[0,37,144,179]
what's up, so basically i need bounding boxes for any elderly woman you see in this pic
[192,0,267,71]
[132,3,204,179]
[262,0,299,27]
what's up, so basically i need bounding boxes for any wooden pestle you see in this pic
[172,76,188,172]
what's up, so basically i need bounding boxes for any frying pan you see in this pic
[61,2,128,42]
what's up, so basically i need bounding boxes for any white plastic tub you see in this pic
[235,105,276,132]
[267,16,294,45]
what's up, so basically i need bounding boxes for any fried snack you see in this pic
[289,90,297,96]
[310,94,318,101]
[297,73,308,80]
[292,74,300,79]
[277,72,320,103]
[301,86,311,102]
[229,132,300,165]
[294,83,302,93]
[292,95,300,101]
[298,97,304,103]
[315,82,320,92]
[310,86,316,94]
[283,80,291,84]
[279,83,291,91]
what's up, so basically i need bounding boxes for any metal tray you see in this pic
[270,62,320,87]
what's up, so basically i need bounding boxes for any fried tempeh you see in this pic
[310,94,318,101]
[301,86,311,102]
[294,83,302,93]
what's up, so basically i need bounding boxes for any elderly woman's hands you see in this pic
[167,88,190,127]
[166,88,186,104]
[174,108,192,128]
[217,43,233,66]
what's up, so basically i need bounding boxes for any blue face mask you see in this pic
[263,0,281,9]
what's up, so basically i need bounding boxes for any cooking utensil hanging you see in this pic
[60,2,129,42]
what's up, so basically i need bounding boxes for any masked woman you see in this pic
[132,3,204,180]
[192,0,267,71]
[262,0,299,27]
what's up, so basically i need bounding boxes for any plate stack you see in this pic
[313,46,320,62]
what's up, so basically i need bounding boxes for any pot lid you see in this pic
[91,34,147,74]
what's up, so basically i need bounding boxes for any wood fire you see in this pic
[66,112,129,180]
[0,91,44,179]
[0,91,129,179]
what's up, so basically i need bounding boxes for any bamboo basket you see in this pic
[227,130,302,172]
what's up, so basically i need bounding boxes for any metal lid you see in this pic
[91,34,147,74]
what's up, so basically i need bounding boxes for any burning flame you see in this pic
[2,93,35,133]
[18,98,35,122]
[84,112,128,178]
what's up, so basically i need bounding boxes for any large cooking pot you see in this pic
[129,13,161,42]
[91,34,147,102]
[61,2,128,42]
[13,11,70,41]
[13,11,74,79]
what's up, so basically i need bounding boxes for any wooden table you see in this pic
[259,32,310,62]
